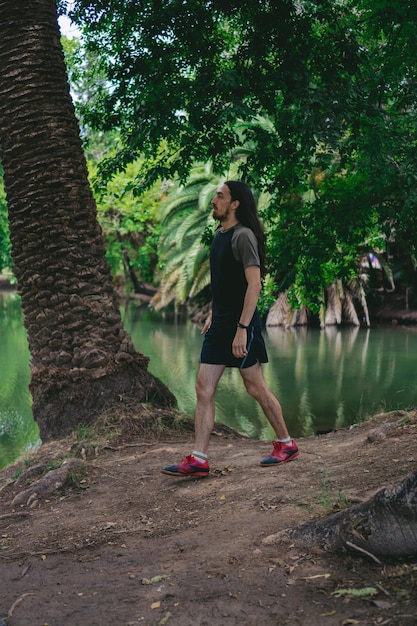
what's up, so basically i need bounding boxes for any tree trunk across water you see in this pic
[0,0,176,440]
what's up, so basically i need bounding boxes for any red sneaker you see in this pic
[260,440,299,466]
[161,455,210,477]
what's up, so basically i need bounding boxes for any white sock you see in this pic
[277,437,292,445]
[192,450,208,463]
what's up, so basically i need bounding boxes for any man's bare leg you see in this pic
[161,363,225,475]
[194,363,226,454]
[239,362,289,439]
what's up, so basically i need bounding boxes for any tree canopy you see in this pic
[61,0,417,315]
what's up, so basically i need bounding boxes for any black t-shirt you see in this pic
[210,223,260,326]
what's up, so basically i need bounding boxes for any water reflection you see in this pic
[2,294,417,469]
[265,324,417,437]
[125,305,417,441]
[0,293,39,469]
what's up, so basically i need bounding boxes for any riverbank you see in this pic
[0,409,416,625]
[368,293,417,325]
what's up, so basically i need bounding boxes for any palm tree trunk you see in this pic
[0,0,175,440]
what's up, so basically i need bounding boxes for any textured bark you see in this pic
[264,470,417,560]
[324,281,342,325]
[341,289,360,326]
[0,0,176,440]
[266,291,309,327]
[267,282,369,328]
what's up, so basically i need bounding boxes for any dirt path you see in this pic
[0,410,416,626]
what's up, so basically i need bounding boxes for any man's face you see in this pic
[211,184,234,222]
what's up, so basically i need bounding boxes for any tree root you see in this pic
[10,458,85,507]
[263,470,417,560]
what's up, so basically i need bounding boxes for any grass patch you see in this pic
[316,468,349,513]
[92,403,195,443]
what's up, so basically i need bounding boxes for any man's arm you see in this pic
[201,309,212,335]
[232,265,262,358]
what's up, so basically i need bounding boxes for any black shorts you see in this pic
[199,322,268,369]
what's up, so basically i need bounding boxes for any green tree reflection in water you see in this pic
[265,324,417,437]
[0,293,39,470]
[3,295,417,468]
[125,304,417,440]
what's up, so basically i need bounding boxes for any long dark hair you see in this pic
[225,180,266,276]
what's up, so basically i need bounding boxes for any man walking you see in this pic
[162,181,298,477]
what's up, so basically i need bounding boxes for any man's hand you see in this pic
[232,327,248,358]
[201,315,212,335]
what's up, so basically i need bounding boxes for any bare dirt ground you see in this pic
[0,409,416,626]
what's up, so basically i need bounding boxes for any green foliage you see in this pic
[0,166,12,274]
[258,274,277,319]
[266,169,386,312]
[62,31,162,290]
[65,0,417,312]
[152,163,221,309]
[0,295,38,471]
[88,158,162,288]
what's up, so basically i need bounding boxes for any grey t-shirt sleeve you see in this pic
[231,224,260,268]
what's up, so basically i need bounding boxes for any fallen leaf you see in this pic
[142,575,170,585]
[151,601,161,609]
[332,587,378,598]
[158,611,172,625]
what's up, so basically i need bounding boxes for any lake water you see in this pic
[2,292,417,469]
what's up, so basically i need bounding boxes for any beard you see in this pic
[212,205,230,222]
